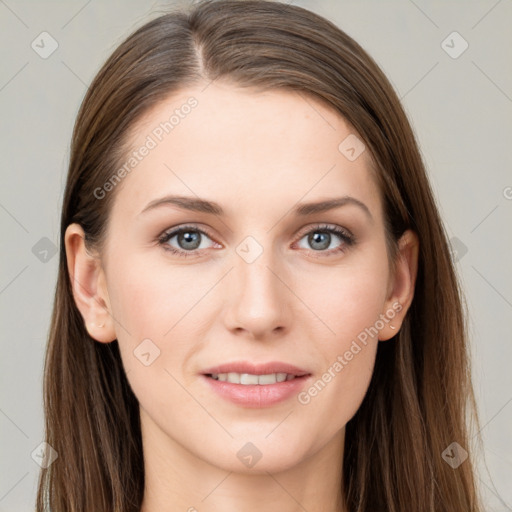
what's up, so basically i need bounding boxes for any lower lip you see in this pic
[201,374,311,408]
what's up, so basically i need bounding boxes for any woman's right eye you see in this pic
[157,226,217,258]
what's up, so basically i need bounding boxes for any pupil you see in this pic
[179,231,200,250]
[310,232,330,250]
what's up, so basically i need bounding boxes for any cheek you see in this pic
[290,251,388,437]
[105,253,213,391]
[295,338,377,458]
[296,253,389,345]
[107,253,205,338]
[294,269,385,440]
[106,255,206,410]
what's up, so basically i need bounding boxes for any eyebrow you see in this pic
[139,194,373,221]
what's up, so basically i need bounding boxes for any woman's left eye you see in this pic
[294,224,355,255]
[157,224,355,258]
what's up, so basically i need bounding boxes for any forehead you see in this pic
[110,81,382,223]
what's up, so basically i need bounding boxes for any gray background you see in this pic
[1,0,511,510]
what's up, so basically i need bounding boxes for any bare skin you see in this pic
[65,81,419,512]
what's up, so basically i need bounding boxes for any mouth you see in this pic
[200,362,312,408]
[206,372,305,384]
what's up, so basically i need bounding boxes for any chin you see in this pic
[200,433,315,475]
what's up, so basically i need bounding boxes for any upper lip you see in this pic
[201,361,310,377]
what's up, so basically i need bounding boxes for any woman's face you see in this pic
[71,81,415,474]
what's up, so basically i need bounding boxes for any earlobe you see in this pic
[64,223,116,343]
[379,229,419,341]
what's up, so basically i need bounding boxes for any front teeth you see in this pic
[210,372,295,384]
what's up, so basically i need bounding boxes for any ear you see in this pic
[378,229,419,341]
[64,223,116,343]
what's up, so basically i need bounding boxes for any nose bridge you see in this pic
[235,235,282,304]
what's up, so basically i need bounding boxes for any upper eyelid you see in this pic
[160,224,215,241]
[295,223,352,238]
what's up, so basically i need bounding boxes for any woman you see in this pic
[36,0,483,510]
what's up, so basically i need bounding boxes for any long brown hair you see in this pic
[37,1,483,510]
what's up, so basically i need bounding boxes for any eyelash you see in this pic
[157,223,356,258]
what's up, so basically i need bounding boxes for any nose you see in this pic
[222,242,291,340]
